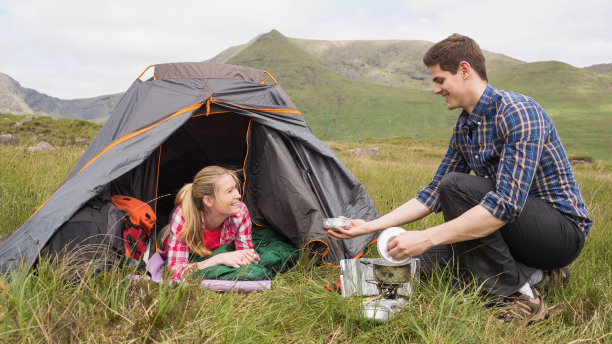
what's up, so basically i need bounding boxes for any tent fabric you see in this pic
[0,61,379,273]
[154,62,266,85]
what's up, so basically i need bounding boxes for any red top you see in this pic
[203,229,221,250]
[160,202,253,280]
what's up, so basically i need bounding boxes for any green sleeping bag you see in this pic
[189,226,299,280]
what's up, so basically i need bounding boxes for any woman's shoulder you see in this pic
[229,201,250,221]
[169,205,186,234]
[171,204,184,219]
[238,200,248,211]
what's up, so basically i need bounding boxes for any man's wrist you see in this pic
[362,221,375,234]
[424,225,443,247]
[365,220,386,234]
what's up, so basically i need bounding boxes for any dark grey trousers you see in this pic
[417,172,585,296]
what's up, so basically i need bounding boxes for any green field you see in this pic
[1,116,610,343]
[489,62,612,161]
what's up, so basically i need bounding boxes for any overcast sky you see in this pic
[1,0,610,99]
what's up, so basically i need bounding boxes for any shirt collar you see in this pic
[464,84,494,127]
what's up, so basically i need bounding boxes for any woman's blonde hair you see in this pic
[175,166,240,257]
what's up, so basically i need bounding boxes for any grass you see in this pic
[0,120,610,342]
[0,113,101,147]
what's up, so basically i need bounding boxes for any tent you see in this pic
[0,61,379,273]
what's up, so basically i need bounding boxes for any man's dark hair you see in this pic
[423,33,488,82]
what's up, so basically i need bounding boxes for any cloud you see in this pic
[0,0,610,99]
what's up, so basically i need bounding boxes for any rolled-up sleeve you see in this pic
[479,102,545,223]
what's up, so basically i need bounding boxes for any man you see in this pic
[325,33,591,325]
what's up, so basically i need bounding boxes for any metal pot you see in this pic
[361,259,412,285]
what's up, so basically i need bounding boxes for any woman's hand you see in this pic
[213,249,260,268]
[386,230,433,260]
[196,249,260,270]
[325,218,372,240]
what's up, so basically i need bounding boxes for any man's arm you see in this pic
[367,198,433,231]
[387,204,505,259]
[325,198,432,240]
[326,129,469,241]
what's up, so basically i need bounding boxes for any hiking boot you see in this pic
[536,267,570,296]
[497,286,549,326]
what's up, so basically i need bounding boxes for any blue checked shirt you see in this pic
[416,85,592,236]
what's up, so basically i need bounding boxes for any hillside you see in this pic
[225,30,455,141]
[489,62,612,159]
[212,35,524,91]
[289,38,524,91]
[0,72,122,120]
[220,30,611,160]
[586,63,612,75]
[0,113,101,147]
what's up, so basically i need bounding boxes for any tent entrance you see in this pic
[111,111,251,229]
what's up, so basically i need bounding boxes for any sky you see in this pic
[1,0,611,99]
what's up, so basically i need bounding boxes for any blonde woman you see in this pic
[160,166,260,280]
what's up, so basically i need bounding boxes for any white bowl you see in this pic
[377,227,410,264]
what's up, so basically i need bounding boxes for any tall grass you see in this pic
[1,134,610,343]
[0,146,85,232]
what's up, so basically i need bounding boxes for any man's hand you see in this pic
[385,205,507,260]
[386,230,433,260]
[324,218,371,240]
[324,198,433,241]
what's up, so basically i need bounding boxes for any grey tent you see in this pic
[0,61,379,273]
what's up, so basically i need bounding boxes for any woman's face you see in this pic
[207,173,242,217]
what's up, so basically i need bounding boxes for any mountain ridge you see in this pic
[1,30,610,160]
[223,30,456,140]
[0,72,122,120]
[2,30,609,119]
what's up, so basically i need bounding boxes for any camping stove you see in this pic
[339,257,420,323]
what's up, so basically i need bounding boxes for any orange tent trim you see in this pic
[25,103,202,222]
[210,99,301,114]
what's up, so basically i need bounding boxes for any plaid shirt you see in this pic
[161,202,253,280]
[416,84,592,236]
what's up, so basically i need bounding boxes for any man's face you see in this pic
[428,64,467,110]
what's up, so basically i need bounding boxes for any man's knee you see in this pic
[439,172,495,200]
[438,172,468,198]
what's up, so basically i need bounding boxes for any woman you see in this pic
[160,166,260,280]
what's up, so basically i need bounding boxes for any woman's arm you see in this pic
[227,202,254,250]
[195,249,260,269]
[165,208,197,279]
